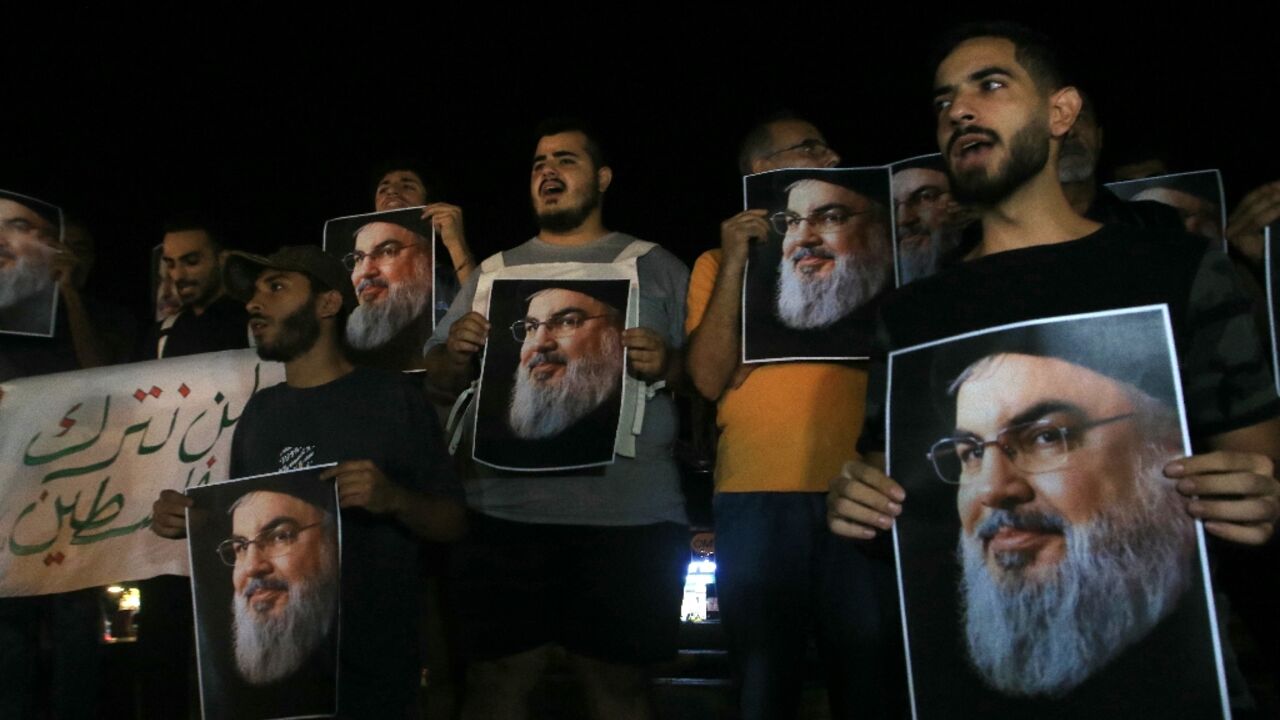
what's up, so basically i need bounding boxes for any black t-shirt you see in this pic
[145,294,250,360]
[858,223,1280,455]
[230,366,462,717]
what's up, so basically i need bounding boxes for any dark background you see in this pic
[4,9,1278,327]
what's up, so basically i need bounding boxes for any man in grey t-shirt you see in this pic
[423,118,690,720]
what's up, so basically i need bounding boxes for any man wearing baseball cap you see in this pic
[151,245,466,717]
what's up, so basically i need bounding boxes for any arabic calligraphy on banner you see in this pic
[0,349,284,597]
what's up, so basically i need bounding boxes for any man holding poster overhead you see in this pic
[686,115,902,719]
[827,21,1280,716]
[424,118,689,720]
[151,245,465,718]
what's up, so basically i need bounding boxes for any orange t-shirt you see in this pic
[686,249,867,493]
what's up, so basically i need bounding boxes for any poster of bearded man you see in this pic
[0,188,63,337]
[889,154,969,287]
[886,306,1228,720]
[324,207,453,369]
[187,465,342,720]
[472,278,631,471]
[741,167,892,362]
[1106,170,1227,251]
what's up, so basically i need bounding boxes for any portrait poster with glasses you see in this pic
[741,167,892,363]
[889,154,969,287]
[1,188,64,338]
[886,306,1228,720]
[1105,170,1227,252]
[323,206,456,341]
[472,276,632,472]
[186,464,342,720]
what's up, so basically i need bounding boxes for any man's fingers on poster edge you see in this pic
[1202,520,1275,546]
[837,459,907,503]
[1165,451,1274,479]
[622,327,661,348]
[1176,470,1279,500]
[826,493,894,537]
[828,513,880,540]
[1228,181,1280,233]
[1187,495,1280,524]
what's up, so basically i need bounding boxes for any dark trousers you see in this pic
[714,492,905,720]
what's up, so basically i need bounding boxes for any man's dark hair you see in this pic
[161,215,226,254]
[369,158,439,202]
[737,109,807,175]
[533,116,608,170]
[932,21,1066,94]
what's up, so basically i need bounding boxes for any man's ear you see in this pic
[597,166,613,193]
[316,289,343,320]
[1048,86,1083,140]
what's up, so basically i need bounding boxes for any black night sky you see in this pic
[5,9,1278,324]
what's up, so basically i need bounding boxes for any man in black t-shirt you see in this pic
[826,21,1280,715]
[143,221,250,360]
[150,245,466,717]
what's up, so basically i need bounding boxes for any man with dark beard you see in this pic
[150,245,465,718]
[507,286,625,440]
[827,21,1280,716]
[143,220,250,360]
[424,118,689,720]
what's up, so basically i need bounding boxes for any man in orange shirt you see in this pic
[685,113,902,720]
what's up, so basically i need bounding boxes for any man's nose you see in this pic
[530,323,559,350]
[236,542,274,578]
[948,92,977,127]
[795,218,825,245]
[355,256,380,278]
[897,201,920,227]
[975,449,1034,510]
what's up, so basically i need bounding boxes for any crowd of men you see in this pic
[4,18,1280,720]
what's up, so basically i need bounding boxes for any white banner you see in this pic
[0,349,284,597]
